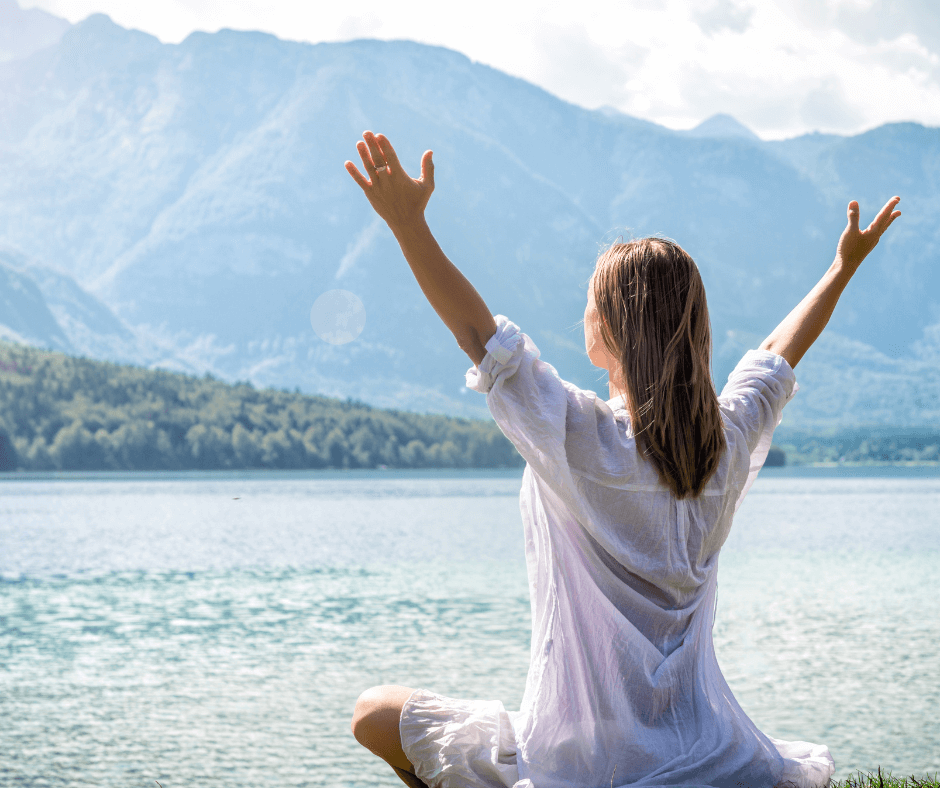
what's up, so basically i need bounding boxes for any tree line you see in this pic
[777,429,940,465]
[2,341,937,473]
[0,342,523,472]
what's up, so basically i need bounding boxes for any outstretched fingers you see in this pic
[847,200,860,233]
[345,160,370,190]
[375,134,404,176]
[345,132,436,225]
[420,150,434,188]
[357,140,377,179]
[867,196,901,236]
[363,131,387,172]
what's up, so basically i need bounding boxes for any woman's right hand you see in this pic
[344,131,435,234]
[835,196,902,273]
[343,131,496,365]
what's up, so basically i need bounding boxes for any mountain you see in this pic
[0,258,68,350]
[0,248,211,374]
[685,113,760,142]
[0,0,70,63]
[0,13,937,426]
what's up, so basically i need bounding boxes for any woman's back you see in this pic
[466,316,833,788]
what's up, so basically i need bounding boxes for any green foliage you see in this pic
[778,428,940,466]
[0,341,523,472]
[831,768,940,787]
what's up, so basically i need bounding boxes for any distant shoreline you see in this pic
[2,464,939,483]
[0,466,527,481]
[805,459,940,467]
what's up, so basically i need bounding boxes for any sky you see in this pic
[20,0,940,140]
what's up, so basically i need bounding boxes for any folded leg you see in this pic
[352,684,429,788]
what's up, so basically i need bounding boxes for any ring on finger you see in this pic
[375,164,388,173]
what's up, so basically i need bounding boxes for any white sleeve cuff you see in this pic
[465,316,526,394]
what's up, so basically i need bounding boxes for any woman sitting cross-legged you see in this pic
[344,130,901,788]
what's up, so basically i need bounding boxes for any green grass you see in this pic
[829,768,940,787]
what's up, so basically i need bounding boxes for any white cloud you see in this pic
[528,23,646,110]
[20,0,940,139]
[693,0,755,36]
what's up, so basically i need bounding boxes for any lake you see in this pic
[1,467,938,786]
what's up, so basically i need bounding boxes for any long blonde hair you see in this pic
[593,238,725,499]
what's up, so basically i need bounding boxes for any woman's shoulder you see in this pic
[563,387,662,487]
[605,393,628,413]
[720,349,797,402]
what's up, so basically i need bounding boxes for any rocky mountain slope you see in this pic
[0,10,937,426]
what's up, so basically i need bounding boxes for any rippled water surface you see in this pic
[1,468,938,786]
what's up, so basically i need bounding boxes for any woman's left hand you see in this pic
[345,131,434,233]
[835,196,901,273]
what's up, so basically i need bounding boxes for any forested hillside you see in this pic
[0,341,522,471]
[2,338,937,472]
[776,428,940,466]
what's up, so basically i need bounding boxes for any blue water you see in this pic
[1,468,938,786]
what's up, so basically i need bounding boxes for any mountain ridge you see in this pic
[0,14,937,427]
[0,0,70,63]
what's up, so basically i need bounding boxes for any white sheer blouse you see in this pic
[400,315,835,788]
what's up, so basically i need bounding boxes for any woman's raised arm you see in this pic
[759,196,902,369]
[345,131,497,366]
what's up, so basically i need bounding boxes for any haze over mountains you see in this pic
[0,0,68,63]
[0,4,938,428]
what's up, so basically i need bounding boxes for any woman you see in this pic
[344,131,901,788]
